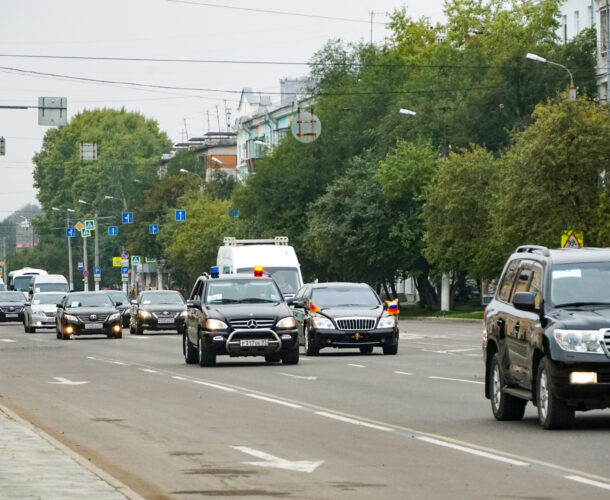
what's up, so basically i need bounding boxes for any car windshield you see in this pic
[66,294,114,308]
[32,293,65,305]
[140,291,184,305]
[236,267,300,295]
[551,262,610,307]
[13,276,33,291]
[34,283,69,293]
[205,279,282,304]
[311,287,380,307]
[0,292,26,303]
[107,291,129,304]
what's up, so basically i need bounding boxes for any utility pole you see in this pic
[94,211,100,291]
[369,10,374,44]
[67,216,74,291]
[83,235,89,292]
[216,105,221,131]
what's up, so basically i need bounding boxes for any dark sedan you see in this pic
[56,292,123,340]
[290,282,399,355]
[129,290,186,335]
[106,290,131,327]
[0,291,27,322]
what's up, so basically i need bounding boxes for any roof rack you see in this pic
[515,245,550,257]
[223,236,289,246]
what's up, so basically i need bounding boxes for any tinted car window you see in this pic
[497,259,520,302]
[67,294,114,308]
[236,267,300,295]
[32,293,65,305]
[0,292,26,303]
[35,283,69,293]
[311,287,380,307]
[141,292,185,305]
[106,291,129,304]
[551,262,610,306]
[205,279,282,304]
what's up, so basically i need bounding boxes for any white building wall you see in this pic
[556,0,596,43]
[597,0,610,101]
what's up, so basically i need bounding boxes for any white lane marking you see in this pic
[314,411,393,432]
[231,446,323,473]
[0,339,16,343]
[109,361,128,366]
[87,356,97,360]
[444,348,479,353]
[278,372,317,381]
[246,393,302,409]
[347,364,365,368]
[139,368,160,374]
[191,379,236,392]
[127,335,149,339]
[49,377,89,385]
[300,357,311,361]
[428,376,484,385]
[394,371,413,376]
[565,475,610,490]
[417,437,529,466]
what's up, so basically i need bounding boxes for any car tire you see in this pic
[129,320,135,335]
[56,325,61,339]
[136,321,144,336]
[184,334,198,364]
[536,357,575,430]
[61,332,70,340]
[489,353,526,421]
[198,333,216,367]
[304,327,319,356]
[383,344,398,355]
[282,345,299,365]
[360,346,374,354]
[30,326,36,333]
[265,353,282,363]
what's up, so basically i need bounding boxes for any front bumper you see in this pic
[547,359,610,410]
[139,314,184,331]
[30,317,57,329]
[0,312,24,322]
[312,327,398,348]
[202,328,298,357]
[63,320,122,336]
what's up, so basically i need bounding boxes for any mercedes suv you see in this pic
[484,245,610,429]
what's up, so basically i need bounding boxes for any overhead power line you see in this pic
[165,0,387,25]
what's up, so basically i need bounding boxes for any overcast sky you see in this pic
[0,0,445,219]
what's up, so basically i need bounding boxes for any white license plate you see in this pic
[84,322,103,329]
[5,314,18,318]
[240,339,268,347]
[158,318,174,324]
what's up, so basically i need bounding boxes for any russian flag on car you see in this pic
[309,301,320,313]
[387,299,399,315]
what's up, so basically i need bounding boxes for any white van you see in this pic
[29,274,69,296]
[8,268,47,295]
[217,237,303,299]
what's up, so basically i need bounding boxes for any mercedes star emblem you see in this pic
[247,319,258,329]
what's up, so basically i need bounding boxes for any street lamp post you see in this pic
[526,52,576,100]
[179,169,205,191]
[52,207,76,290]
[77,200,91,291]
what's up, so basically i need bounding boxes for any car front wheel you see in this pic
[184,334,198,364]
[304,327,319,356]
[536,358,574,429]
[489,353,526,421]
[198,333,216,367]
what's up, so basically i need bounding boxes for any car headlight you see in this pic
[180,310,188,318]
[64,314,78,322]
[312,315,334,329]
[276,316,296,329]
[553,329,603,353]
[206,318,228,331]
[109,313,120,321]
[32,311,47,319]
[378,316,397,328]
[139,310,152,318]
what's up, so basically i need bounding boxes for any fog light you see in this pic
[570,371,597,384]
[213,335,224,341]
[66,326,73,334]
[281,334,292,340]
[114,325,121,332]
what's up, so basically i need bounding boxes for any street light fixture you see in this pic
[78,199,88,205]
[254,140,270,147]
[179,169,205,191]
[399,108,417,116]
[526,52,576,100]
[210,156,223,165]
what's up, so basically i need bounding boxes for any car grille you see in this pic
[230,318,275,329]
[152,311,181,319]
[603,330,610,359]
[1,306,23,313]
[597,372,610,383]
[77,314,109,322]
[335,317,376,331]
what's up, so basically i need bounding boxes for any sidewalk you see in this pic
[0,404,140,499]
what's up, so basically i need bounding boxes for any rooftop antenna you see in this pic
[215,105,221,132]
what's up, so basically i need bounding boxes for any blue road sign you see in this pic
[233,209,239,218]
[131,256,141,265]
[122,212,134,224]
[108,226,118,236]
[93,266,101,276]
[227,206,233,216]
[66,228,76,237]
[175,209,186,222]
[121,251,129,259]
[121,266,129,275]
[85,220,95,230]
[149,224,159,235]
[77,261,84,271]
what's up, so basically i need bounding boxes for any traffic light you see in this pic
[0,137,5,156]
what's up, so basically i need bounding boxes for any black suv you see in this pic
[183,267,299,367]
[291,282,399,355]
[484,245,610,429]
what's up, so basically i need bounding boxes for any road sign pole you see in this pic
[83,236,89,292]
[94,211,99,291]
[67,218,74,291]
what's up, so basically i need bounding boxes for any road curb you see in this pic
[0,403,145,500]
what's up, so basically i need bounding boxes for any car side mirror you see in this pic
[513,292,537,312]
[56,304,63,309]
[187,299,201,308]
[130,300,137,305]
[24,301,30,306]
[114,301,122,307]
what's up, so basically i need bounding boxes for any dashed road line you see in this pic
[278,372,317,381]
[347,364,365,368]
[416,437,529,466]
[565,475,610,490]
[0,339,16,343]
[246,393,303,409]
[314,411,394,432]
[394,371,413,376]
[428,376,484,385]
[139,368,160,374]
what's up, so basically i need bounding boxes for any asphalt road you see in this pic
[1,318,610,499]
